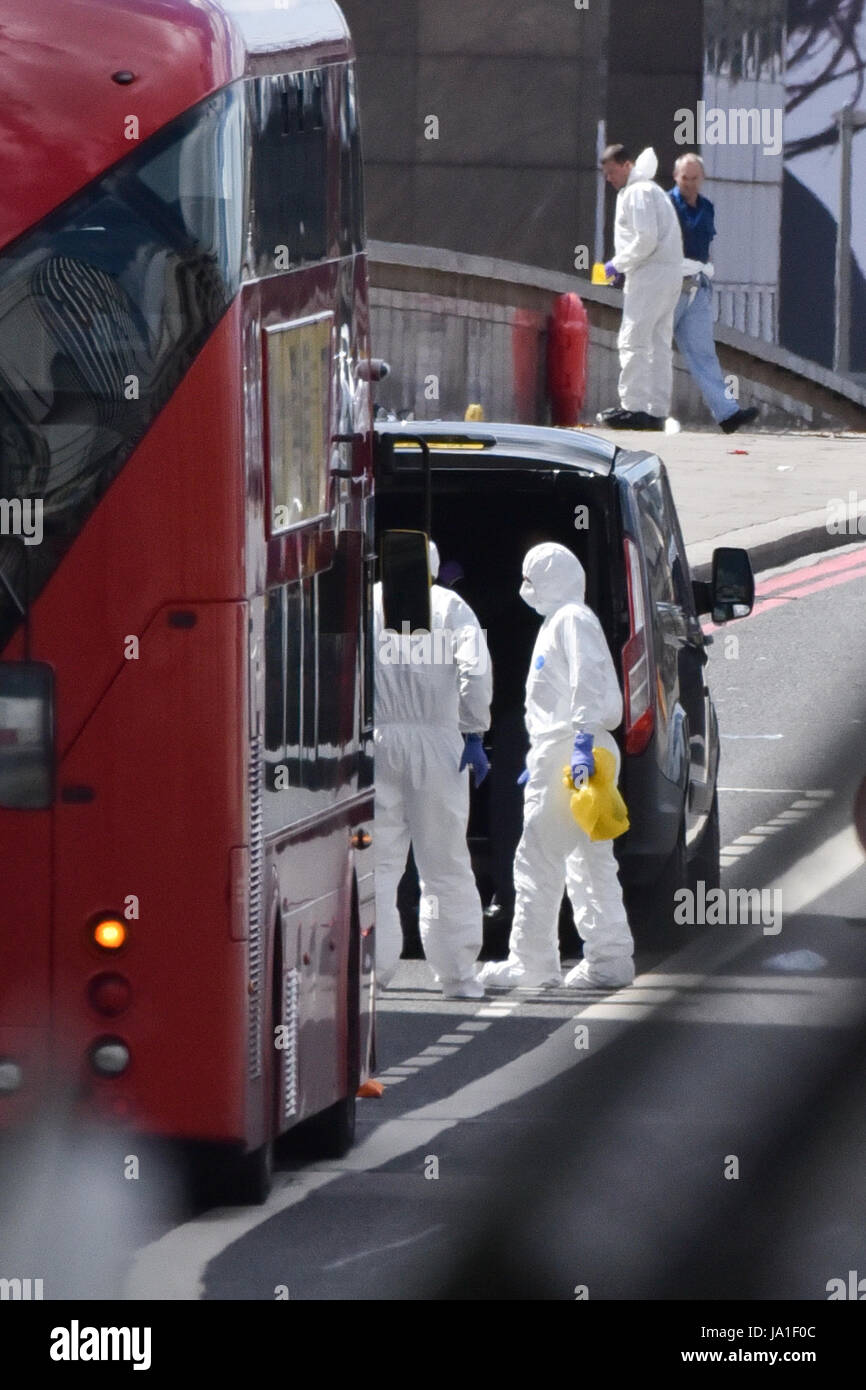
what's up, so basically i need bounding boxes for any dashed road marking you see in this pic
[719,790,836,869]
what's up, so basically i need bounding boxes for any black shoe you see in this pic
[720,406,759,434]
[596,408,663,430]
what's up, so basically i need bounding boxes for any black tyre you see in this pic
[192,1138,274,1208]
[689,790,721,894]
[286,1095,356,1161]
[627,819,689,946]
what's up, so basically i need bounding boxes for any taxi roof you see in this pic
[375,419,621,477]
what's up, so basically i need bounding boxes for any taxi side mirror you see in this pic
[710,546,754,624]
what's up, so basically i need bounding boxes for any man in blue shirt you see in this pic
[669,153,759,433]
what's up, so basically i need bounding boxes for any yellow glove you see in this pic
[562,746,630,841]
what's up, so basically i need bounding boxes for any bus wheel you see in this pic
[291,1095,356,1161]
[194,1139,273,1207]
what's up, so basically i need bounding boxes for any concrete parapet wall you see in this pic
[368,241,866,431]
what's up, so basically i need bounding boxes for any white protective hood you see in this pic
[629,147,658,182]
[520,543,586,616]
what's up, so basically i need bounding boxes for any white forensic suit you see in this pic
[610,148,684,419]
[374,543,492,996]
[479,543,635,989]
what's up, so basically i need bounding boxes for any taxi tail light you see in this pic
[622,536,654,755]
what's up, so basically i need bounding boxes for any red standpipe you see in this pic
[547,292,588,426]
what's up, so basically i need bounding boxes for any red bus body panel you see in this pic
[0,0,375,1148]
[0,0,351,250]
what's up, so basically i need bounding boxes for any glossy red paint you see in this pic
[0,0,354,252]
[53,600,249,1135]
[28,304,245,759]
[0,0,239,252]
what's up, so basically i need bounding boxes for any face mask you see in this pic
[519,578,535,607]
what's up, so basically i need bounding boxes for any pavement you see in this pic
[590,426,866,577]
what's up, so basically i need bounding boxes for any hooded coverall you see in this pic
[479,543,635,989]
[374,543,492,992]
[609,148,684,419]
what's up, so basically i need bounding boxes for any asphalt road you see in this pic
[4,547,866,1304]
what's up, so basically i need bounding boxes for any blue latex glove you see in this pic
[517,768,529,786]
[460,733,490,787]
[604,260,618,280]
[571,731,595,787]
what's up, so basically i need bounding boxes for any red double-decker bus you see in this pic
[0,0,376,1202]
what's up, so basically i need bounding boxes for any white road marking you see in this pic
[581,973,866,1027]
[718,791,836,870]
[718,788,833,795]
[720,733,784,740]
[320,1224,446,1271]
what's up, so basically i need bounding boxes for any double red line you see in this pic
[703,544,866,633]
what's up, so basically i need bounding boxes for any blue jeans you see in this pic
[673,277,738,424]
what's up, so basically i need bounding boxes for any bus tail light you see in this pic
[88,974,132,1017]
[89,1039,130,1077]
[622,537,655,756]
[92,918,127,952]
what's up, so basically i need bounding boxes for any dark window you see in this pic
[318,544,359,768]
[300,575,317,781]
[338,65,366,256]
[635,477,676,610]
[248,70,328,277]
[264,586,286,756]
[660,472,703,635]
[0,85,244,653]
[264,558,363,800]
[284,581,303,770]
[635,476,680,709]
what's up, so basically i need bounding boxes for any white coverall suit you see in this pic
[374,544,492,994]
[610,148,684,419]
[479,544,635,989]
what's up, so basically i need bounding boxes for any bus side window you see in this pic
[317,552,354,782]
[338,64,365,256]
[283,582,303,788]
[249,70,328,277]
[300,576,317,788]
[264,586,286,774]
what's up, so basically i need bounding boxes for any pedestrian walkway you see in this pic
[592,427,866,572]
